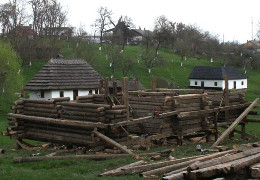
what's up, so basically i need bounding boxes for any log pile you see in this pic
[4,88,253,149]
[76,94,105,104]
[4,97,129,148]
[99,143,260,179]
[128,91,176,135]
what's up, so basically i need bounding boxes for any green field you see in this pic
[0,43,259,179]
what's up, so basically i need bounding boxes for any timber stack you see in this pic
[4,97,129,149]
[4,85,251,148]
[99,142,260,179]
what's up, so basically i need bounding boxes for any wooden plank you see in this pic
[92,131,133,155]
[212,98,259,147]
[140,150,234,177]
[99,160,146,177]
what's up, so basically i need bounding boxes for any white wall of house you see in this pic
[190,79,247,90]
[228,79,247,89]
[132,35,143,41]
[29,89,99,100]
[29,90,52,100]
[190,79,224,89]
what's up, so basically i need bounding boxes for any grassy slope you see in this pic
[0,44,259,179]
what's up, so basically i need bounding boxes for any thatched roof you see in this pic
[24,59,102,90]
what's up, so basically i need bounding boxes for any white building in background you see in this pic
[24,59,102,100]
[189,66,247,90]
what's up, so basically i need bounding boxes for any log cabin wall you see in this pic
[7,89,247,147]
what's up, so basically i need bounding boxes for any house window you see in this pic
[95,89,99,94]
[40,91,44,98]
[60,91,64,97]
[89,90,93,94]
[195,81,197,85]
[241,81,244,86]
[214,82,218,86]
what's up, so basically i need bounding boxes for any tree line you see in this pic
[0,2,259,72]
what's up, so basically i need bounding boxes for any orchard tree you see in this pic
[0,40,23,106]
[108,15,135,51]
[94,7,112,50]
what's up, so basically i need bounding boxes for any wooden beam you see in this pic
[254,105,260,110]
[8,113,108,129]
[122,77,129,121]
[212,98,259,147]
[151,77,156,92]
[99,160,146,177]
[140,150,234,177]
[224,75,230,122]
[13,154,131,163]
[92,130,133,155]
[113,110,178,127]
[99,79,104,94]
[105,77,109,97]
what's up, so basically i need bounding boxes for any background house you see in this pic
[24,59,102,100]
[9,24,37,39]
[244,40,260,54]
[130,29,153,45]
[189,66,247,90]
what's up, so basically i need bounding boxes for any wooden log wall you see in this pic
[6,96,129,148]
[5,88,248,148]
[127,91,176,135]
[207,90,247,122]
[174,93,211,136]
[126,90,247,138]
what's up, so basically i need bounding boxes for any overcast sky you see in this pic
[61,0,260,43]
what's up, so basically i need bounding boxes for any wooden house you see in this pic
[24,59,102,100]
[244,40,260,54]
[189,66,247,90]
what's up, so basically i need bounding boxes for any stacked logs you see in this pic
[99,142,260,180]
[127,91,176,135]
[76,94,105,104]
[105,105,127,123]
[173,94,211,135]
[5,113,106,148]
[58,102,107,122]
[4,97,129,148]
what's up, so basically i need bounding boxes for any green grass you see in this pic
[0,43,259,179]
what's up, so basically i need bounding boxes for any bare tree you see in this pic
[29,0,45,35]
[0,0,28,36]
[94,7,112,50]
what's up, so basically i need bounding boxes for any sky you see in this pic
[61,0,260,43]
